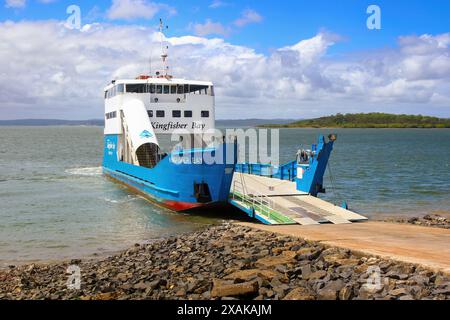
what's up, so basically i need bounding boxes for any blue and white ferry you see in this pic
[102,21,236,211]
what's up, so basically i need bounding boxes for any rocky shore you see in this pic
[383,214,450,229]
[0,223,449,300]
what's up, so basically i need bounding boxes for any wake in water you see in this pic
[65,167,102,176]
[102,195,140,204]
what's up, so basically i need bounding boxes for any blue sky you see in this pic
[2,0,450,53]
[0,0,449,119]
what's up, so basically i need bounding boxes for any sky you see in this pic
[0,0,449,120]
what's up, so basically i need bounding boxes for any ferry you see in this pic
[102,20,237,211]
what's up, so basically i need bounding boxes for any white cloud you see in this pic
[209,0,229,9]
[0,21,449,120]
[191,19,229,37]
[233,9,263,27]
[106,0,176,21]
[5,0,26,8]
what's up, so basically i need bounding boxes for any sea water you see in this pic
[0,126,449,265]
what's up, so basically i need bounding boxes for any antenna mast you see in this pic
[159,18,170,77]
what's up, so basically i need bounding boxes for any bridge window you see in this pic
[184,110,192,118]
[104,91,108,99]
[149,84,155,94]
[156,85,162,94]
[117,84,124,94]
[171,85,177,94]
[172,110,181,118]
[126,84,147,93]
[177,85,184,94]
[188,85,209,95]
[147,110,153,117]
[156,110,165,117]
[163,85,170,94]
[201,110,210,118]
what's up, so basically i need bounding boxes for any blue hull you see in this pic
[102,135,236,211]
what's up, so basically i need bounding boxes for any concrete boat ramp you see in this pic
[228,173,450,273]
[238,221,450,274]
[229,172,368,225]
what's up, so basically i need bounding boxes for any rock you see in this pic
[304,270,327,280]
[283,287,316,300]
[434,275,449,286]
[224,269,281,282]
[281,251,298,259]
[298,265,310,278]
[323,280,345,292]
[93,292,119,300]
[317,288,338,300]
[175,288,186,297]
[256,254,296,268]
[211,280,259,298]
[323,255,359,267]
[390,288,408,297]
[339,286,353,300]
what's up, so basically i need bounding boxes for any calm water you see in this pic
[0,126,449,266]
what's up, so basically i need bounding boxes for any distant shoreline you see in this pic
[259,113,450,129]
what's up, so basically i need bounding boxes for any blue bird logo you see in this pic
[140,130,153,138]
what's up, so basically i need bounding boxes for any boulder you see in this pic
[304,270,327,280]
[223,269,281,282]
[256,254,296,268]
[211,280,259,298]
[283,287,316,300]
[317,288,338,300]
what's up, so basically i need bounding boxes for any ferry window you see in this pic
[188,85,208,95]
[171,85,177,94]
[104,91,108,99]
[147,110,153,117]
[156,110,165,117]
[172,110,181,118]
[149,84,155,94]
[117,84,124,94]
[177,85,184,94]
[126,84,146,93]
[156,85,162,94]
[184,110,192,118]
[184,84,189,94]
[163,85,170,94]
[201,110,210,118]
[210,86,215,96]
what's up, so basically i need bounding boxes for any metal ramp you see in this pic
[229,172,367,225]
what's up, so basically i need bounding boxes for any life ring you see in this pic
[154,97,159,102]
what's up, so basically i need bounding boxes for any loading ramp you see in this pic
[229,172,367,225]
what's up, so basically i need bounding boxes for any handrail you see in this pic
[231,179,276,222]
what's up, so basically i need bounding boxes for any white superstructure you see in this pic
[103,19,217,168]
[103,77,215,136]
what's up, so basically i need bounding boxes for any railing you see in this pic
[231,179,277,222]
[235,160,298,181]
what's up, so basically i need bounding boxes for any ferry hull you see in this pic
[103,135,236,212]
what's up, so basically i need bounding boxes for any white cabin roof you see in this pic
[104,78,213,91]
